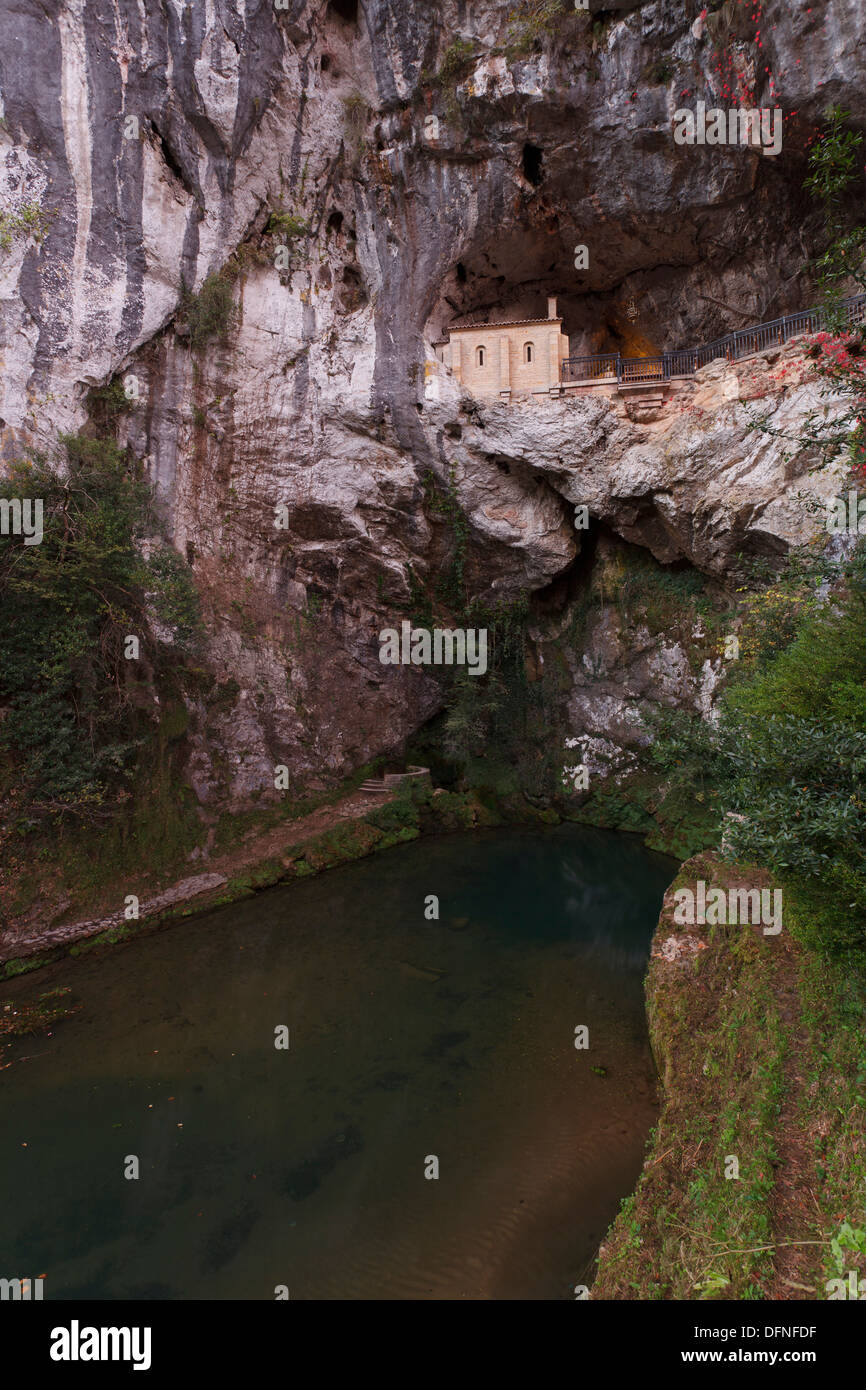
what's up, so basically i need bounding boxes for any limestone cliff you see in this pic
[0,0,861,809]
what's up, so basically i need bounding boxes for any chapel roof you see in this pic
[448,315,563,334]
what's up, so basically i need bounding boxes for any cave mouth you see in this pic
[422,216,734,366]
[328,0,359,23]
[424,229,679,364]
[522,142,544,186]
[423,183,821,368]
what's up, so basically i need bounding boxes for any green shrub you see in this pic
[267,210,311,242]
[645,551,866,958]
[86,378,134,422]
[0,438,200,823]
[724,584,866,726]
[0,201,51,253]
[505,0,567,58]
[146,545,203,653]
[182,272,237,349]
[437,37,479,84]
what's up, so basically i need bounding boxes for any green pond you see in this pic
[0,824,675,1300]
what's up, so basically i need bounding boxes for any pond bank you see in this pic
[1,784,549,979]
[593,851,866,1301]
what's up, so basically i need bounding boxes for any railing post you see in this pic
[616,353,622,384]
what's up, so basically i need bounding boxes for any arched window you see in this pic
[524,342,533,363]
[476,346,485,366]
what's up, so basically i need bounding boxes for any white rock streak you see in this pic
[58,1,93,356]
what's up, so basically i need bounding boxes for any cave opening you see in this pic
[522,143,544,186]
[531,520,602,623]
[337,264,368,313]
[424,173,818,376]
[328,0,359,23]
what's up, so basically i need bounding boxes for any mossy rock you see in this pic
[2,955,48,979]
[161,702,190,741]
[378,826,421,851]
[69,923,136,956]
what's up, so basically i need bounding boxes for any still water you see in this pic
[0,825,674,1300]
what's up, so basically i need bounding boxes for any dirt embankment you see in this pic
[0,789,405,971]
[593,852,866,1302]
[0,784,505,978]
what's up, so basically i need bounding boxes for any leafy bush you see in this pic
[725,583,866,726]
[437,37,479,84]
[733,582,814,669]
[645,549,866,956]
[182,272,237,350]
[420,38,479,125]
[146,545,204,653]
[86,378,134,423]
[0,438,201,822]
[0,201,51,253]
[721,712,866,867]
[505,0,567,58]
[267,210,311,242]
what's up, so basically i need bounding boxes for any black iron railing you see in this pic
[561,293,866,386]
[561,352,620,383]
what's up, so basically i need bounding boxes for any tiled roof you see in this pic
[448,316,563,333]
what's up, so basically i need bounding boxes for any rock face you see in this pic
[0,0,861,805]
[440,343,848,584]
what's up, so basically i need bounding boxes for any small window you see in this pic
[524,342,533,363]
[476,346,485,366]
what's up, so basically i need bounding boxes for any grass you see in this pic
[182,272,237,350]
[0,202,51,253]
[786,889,866,1294]
[593,854,866,1300]
[594,856,790,1299]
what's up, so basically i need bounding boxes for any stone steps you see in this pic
[360,766,431,794]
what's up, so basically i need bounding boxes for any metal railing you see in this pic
[561,292,866,386]
[561,352,619,383]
